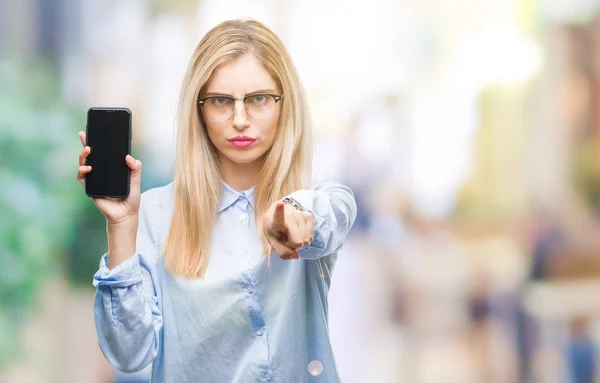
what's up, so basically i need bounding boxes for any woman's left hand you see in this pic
[262,201,314,260]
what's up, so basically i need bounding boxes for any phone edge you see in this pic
[84,107,133,199]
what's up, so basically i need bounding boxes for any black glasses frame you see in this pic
[197,93,283,106]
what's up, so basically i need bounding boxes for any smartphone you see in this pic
[85,107,132,198]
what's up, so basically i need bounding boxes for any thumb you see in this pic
[273,201,286,229]
[126,155,142,185]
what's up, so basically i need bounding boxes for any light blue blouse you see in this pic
[93,181,357,382]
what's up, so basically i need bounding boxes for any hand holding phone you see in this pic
[76,108,142,224]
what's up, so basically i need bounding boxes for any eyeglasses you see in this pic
[198,93,283,123]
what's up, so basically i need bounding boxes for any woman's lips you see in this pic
[228,137,256,148]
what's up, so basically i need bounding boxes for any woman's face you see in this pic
[201,54,281,168]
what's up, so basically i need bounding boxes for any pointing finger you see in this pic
[273,202,286,230]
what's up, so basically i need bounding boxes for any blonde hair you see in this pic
[163,19,312,278]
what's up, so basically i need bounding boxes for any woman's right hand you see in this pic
[76,131,143,225]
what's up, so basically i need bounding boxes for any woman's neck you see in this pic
[219,155,262,191]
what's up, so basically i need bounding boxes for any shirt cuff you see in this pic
[93,253,144,288]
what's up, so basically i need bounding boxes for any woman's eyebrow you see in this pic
[204,89,278,97]
[245,89,278,95]
[203,91,232,97]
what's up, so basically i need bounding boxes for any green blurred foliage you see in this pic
[66,200,111,286]
[0,57,106,368]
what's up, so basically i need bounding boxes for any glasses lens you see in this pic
[246,95,276,120]
[204,97,234,123]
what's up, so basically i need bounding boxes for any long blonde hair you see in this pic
[163,19,312,279]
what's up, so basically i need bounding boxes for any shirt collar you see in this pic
[219,180,256,212]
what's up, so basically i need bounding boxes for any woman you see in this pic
[76,19,356,382]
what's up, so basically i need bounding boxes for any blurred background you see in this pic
[2,0,600,382]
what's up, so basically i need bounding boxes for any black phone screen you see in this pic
[85,108,131,198]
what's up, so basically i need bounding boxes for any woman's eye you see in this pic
[211,97,232,106]
[249,95,268,104]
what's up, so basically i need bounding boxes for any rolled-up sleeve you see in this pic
[285,181,357,260]
[92,189,163,373]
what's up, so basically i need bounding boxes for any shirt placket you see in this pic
[236,194,275,382]
[236,195,252,267]
[242,271,274,382]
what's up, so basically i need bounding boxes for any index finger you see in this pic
[273,202,286,229]
[78,131,86,147]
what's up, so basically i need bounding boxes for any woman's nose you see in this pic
[232,100,250,129]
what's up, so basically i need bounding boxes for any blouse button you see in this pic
[308,360,324,376]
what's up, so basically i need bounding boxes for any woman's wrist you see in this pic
[106,215,138,269]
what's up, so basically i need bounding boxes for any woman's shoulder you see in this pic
[140,183,175,240]
[141,182,175,210]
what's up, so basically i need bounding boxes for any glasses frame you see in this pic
[198,93,283,123]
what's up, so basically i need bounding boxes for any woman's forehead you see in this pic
[206,55,277,92]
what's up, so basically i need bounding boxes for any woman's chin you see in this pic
[223,150,265,166]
